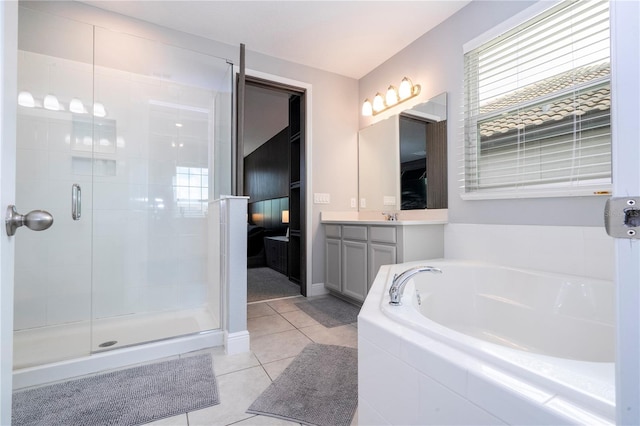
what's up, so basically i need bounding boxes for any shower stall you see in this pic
[13,6,233,372]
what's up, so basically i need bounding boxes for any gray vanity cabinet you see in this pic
[324,225,342,293]
[324,224,369,301]
[368,226,397,293]
[324,222,444,303]
[341,226,369,301]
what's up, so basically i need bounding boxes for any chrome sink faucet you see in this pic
[382,212,398,221]
[389,266,442,305]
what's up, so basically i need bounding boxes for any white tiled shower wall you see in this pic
[445,223,613,281]
[14,48,214,330]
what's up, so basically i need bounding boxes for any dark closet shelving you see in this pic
[288,94,305,292]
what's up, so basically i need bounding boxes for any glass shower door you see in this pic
[13,5,232,369]
[89,27,231,351]
[13,8,95,368]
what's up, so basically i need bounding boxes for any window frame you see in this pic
[461,0,612,200]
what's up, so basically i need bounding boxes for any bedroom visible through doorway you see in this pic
[243,78,306,302]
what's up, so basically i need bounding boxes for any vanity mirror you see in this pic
[358,92,447,212]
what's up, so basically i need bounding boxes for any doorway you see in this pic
[242,77,306,302]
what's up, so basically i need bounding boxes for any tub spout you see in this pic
[389,266,442,306]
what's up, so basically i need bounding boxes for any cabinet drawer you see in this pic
[325,224,342,238]
[343,225,368,241]
[370,226,397,244]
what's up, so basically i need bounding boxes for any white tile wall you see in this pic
[444,223,614,281]
[14,49,218,333]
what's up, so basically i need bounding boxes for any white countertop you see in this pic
[320,210,448,225]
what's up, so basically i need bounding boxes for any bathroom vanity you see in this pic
[322,213,446,302]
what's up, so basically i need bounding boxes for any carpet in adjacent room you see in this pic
[248,266,300,302]
[12,354,219,426]
[247,343,357,426]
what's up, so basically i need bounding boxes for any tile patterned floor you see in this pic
[143,295,359,426]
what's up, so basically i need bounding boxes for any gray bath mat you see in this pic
[247,343,357,426]
[12,353,219,426]
[295,296,360,328]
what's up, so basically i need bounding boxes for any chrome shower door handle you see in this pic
[72,183,81,220]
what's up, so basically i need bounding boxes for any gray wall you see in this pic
[359,0,608,226]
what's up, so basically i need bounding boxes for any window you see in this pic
[174,166,209,217]
[463,0,611,198]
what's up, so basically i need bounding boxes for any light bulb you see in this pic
[398,77,413,100]
[43,94,60,111]
[362,99,373,116]
[93,102,106,117]
[18,91,35,108]
[69,98,86,114]
[385,86,398,107]
[372,93,385,112]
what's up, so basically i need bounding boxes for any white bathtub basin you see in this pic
[358,259,615,425]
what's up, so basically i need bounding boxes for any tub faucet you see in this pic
[389,266,442,306]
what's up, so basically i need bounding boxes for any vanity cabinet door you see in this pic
[342,240,368,301]
[369,243,396,292]
[325,238,341,293]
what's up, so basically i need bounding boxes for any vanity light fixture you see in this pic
[17,91,108,117]
[362,77,421,116]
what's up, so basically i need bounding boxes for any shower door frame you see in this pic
[0,1,18,423]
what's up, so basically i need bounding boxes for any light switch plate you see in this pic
[383,196,396,206]
[314,193,330,204]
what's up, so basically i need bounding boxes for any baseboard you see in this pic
[309,282,330,297]
[225,330,250,355]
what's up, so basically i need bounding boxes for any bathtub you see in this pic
[358,259,615,425]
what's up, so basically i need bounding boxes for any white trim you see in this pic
[13,331,223,389]
[462,0,561,53]
[460,186,612,201]
[610,0,640,423]
[0,1,17,423]
[224,330,250,355]
[240,67,313,298]
[310,282,330,297]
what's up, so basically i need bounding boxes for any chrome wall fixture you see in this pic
[362,77,421,116]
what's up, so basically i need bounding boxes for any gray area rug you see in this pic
[248,267,300,302]
[247,343,357,426]
[12,354,219,426]
[295,296,360,328]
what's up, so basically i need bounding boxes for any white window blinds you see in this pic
[462,0,611,197]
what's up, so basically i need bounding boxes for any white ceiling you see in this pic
[82,0,470,79]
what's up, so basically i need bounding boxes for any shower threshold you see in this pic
[13,307,218,370]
